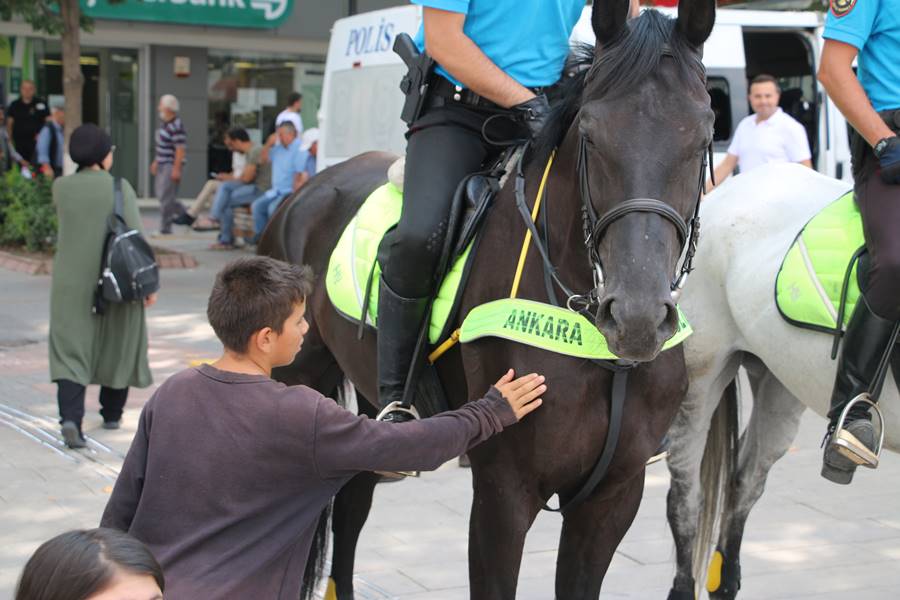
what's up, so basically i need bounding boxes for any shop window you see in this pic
[207,51,324,171]
[707,76,732,143]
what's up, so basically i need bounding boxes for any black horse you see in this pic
[260,1,716,597]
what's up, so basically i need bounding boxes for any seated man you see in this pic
[251,121,306,243]
[176,130,246,228]
[211,128,270,249]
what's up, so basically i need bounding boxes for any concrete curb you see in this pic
[0,247,197,275]
[0,250,52,275]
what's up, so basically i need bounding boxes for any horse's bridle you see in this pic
[574,134,713,310]
[569,43,713,313]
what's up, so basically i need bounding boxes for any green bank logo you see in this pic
[81,0,293,29]
[502,308,583,346]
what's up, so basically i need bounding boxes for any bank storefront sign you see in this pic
[82,0,293,29]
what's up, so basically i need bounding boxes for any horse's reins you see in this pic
[509,43,714,514]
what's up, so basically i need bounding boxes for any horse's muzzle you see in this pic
[595,293,679,362]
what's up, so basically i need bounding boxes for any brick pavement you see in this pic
[2,226,900,598]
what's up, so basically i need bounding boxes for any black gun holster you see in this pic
[394,32,436,126]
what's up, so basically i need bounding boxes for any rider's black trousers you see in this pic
[382,102,516,299]
[851,113,900,321]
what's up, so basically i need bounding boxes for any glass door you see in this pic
[102,49,139,187]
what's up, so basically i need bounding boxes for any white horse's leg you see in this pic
[665,353,741,600]
[705,357,806,600]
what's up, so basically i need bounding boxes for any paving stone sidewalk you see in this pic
[2,226,900,598]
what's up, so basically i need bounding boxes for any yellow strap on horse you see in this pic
[510,149,556,298]
[428,149,557,364]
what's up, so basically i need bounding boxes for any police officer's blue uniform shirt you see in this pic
[411,0,584,89]
[823,0,900,112]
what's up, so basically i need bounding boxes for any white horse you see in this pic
[663,163,900,600]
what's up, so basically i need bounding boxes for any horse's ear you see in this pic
[592,0,630,47]
[676,0,716,47]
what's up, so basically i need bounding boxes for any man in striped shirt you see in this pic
[151,94,188,234]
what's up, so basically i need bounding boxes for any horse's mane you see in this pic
[533,9,702,161]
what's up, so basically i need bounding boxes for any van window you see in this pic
[322,64,408,161]
[707,77,732,143]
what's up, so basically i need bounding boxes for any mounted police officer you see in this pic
[818,0,900,483]
[376,0,641,420]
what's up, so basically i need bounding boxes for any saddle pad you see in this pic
[459,298,692,360]
[326,182,472,344]
[775,191,863,333]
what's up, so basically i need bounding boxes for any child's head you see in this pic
[207,257,314,365]
[16,528,164,600]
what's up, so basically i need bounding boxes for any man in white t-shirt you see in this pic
[707,74,812,191]
[274,92,303,135]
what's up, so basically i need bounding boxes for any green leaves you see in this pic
[0,0,95,35]
[0,170,57,253]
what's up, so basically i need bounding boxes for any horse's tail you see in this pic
[692,377,740,595]
[301,503,332,600]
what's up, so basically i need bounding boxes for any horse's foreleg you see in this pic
[328,471,379,600]
[554,473,644,599]
[707,361,805,600]
[468,446,543,600]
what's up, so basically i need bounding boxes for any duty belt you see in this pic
[427,77,552,111]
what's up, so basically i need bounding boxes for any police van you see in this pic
[319,5,851,181]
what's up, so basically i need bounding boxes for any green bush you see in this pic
[0,170,56,253]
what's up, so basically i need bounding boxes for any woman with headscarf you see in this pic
[49,124,156,449]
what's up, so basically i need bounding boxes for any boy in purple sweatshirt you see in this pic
[100,256,545,599]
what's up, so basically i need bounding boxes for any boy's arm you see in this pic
[312,372,544,479]
[100,401,153,531]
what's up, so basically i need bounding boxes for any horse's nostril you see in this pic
[596,297,617,330]
[660,301,679,335]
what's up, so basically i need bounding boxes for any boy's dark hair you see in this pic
[227,127,250,142]
[750,73,781,92]
[287,92,303,106]
[207,256,314,353]
[16,528,164,600]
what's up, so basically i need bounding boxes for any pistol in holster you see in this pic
[394,32,436,126]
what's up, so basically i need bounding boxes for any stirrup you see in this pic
[376,401,421,422]
[829,393,885,469]
[375,402,421,478]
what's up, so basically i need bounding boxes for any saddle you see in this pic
[775,191,863,337]
[326,156,501,349]
[775,190,900,383]
[326,155,506,417]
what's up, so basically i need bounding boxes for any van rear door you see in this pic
[318,6,421,171]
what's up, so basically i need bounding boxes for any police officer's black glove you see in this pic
[512,94,551,141]
[875,136,900,185]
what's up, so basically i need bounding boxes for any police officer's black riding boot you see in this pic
[822,294,896,484]
[376,276,429,423]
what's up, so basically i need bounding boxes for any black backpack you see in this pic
[93,178,160,314]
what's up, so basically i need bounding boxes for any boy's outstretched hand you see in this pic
[494,369,545,421]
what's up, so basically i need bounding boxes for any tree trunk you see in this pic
[59,0,83,175]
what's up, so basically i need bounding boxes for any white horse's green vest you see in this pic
[775,191,863,333]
